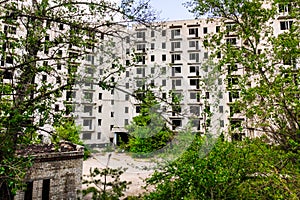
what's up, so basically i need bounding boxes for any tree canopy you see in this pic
[186,0,299,148]
[0,0,156,196]
[145,0,299,199]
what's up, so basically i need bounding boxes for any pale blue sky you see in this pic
[150,0,195,21]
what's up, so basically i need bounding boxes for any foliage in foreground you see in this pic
[145,136,300,200]
[0,0,155,196]
[144,0,300,199]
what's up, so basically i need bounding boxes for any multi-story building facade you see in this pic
[82,19,229,147]
[82,4,298,147]
[1,1,297,147]
[0,0,128,148]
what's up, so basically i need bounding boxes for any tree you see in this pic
[186,0,299,150]
[125,87,174,156]
[0,0,156,196]
[83,166,131,200]
[144,0,300,199]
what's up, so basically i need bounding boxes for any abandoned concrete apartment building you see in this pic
[74,7,297,146]
[0,1,297,148]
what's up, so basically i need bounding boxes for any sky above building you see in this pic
[150,0,195,21]
[109,0,196,22]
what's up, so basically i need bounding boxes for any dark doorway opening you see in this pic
[24,181,33,200]
[115,132,129,146]
[42,179,50,200]
[0,182,14,200]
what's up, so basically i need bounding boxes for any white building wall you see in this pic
[2,1,297,146]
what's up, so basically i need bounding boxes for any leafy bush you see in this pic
[52,121,91,159]
[145,137,300,199]
[125,89,174,155]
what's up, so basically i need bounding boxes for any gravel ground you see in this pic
[82,152,158,199]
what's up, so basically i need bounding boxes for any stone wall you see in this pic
[14,148,84,200]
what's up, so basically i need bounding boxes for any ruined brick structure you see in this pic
[14,142,84,200]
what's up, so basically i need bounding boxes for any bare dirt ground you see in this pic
[82,151,158,199]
